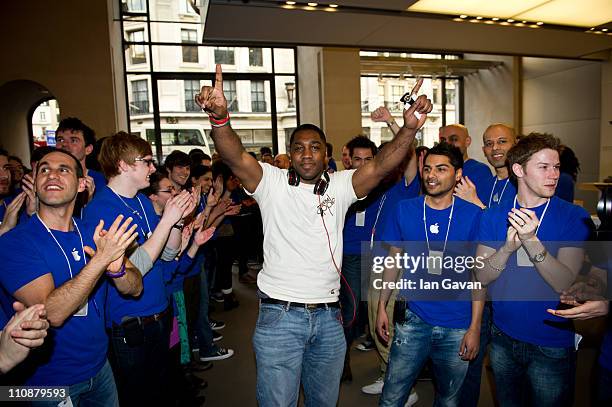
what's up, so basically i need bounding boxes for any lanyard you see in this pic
[109,187,152,237]
[370,194,387,249]
[423,196,455,254]
[35,214,100,316]
[488,177,510,207]
[513,196,550,237]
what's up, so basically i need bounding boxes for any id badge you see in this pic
[516,247,533,267]
[428,250,443,275]
[355,211,366,227]
[58,396,74,407]
[74,301,88,317]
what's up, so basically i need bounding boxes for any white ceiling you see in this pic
[204,1,612,60]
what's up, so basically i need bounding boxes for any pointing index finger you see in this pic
[410,77,424,96]
[215,64,223,91]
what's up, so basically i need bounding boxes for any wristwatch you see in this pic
[172,222,185,231]
[530,249,547,263]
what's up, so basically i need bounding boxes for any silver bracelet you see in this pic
[486,256,505,273]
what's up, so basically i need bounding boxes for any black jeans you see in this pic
[108,311,172,406]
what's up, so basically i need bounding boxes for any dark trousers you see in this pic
[108,312,172,406]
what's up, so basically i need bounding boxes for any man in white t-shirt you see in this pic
[195,65,432,407]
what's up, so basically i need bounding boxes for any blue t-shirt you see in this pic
[463,159,492,196]
[0,301,8,330]
[83,186,167,324]
[555,172,575,203]
[87,169,107,192]
[477,175,517,208]
[380,196,482,329]
[0,216,108,386]
[343,176,420,255]
[478,196,593,347]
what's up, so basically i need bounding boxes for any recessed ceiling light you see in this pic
[485,20,494,24]
[469,19,480,23]
[500,22,510,26]
[492,17,499,21]
[476,16,483,20]
[329,4,338,7]
[286,1,296,4]
[459,14,467,18]
[529,24,540,28]
[515,22,525,27]
[522,20,527,23]
[307,2,318,6]
[452,17,463,22]
[590,27,595,30]
[603,28,609,32]
[536,21,543,25]
[507,19,514,22]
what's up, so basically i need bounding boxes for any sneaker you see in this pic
[211,292,224,303]
[199,347,234,362]
[405,390,418,407]
[209,319,225,331]
[212,331,223,342]
[356,339,375,352]
[361,376,384,395]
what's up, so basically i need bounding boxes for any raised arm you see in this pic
[195,64,262,193]
[353,79,432,198]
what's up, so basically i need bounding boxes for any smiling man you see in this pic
[195,65,432,406]
[0,149,140,405]
[83,132,196,406]
[165,150,192,191]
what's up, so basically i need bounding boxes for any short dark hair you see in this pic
[326,142,333,157]
[191,164,212,180]
[260,146,272,156]
[212,161,234,194]
[164,150,191,170]
[424,142,463,170]
[141,171,168,196]
[507,132,560,181]
[8,155,23,165]
[346,136,377,158]
[57,117,96,147]
[31,146,56,166]
[559,145,580,181]
[37,148,84,178]
[0,148,8,159]
[289,124,327,146]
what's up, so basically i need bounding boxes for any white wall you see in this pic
[463,54,515,164]
[522,57,601,212]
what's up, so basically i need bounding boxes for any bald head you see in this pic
[482,123,517,170]
[439,124,471,159]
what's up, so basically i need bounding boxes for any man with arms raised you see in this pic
[0,149,140,405]
[195,65,432,406]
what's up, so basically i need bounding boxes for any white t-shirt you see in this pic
[247,163,359,303]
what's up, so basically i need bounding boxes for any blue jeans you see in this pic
[490,324,575,407]
[109,312,172,406]
[458,303,491,407]
[380,308,469,407]
[33,360,118,407]
[340,254,362,346]
[194,260,214,355]
[252,302,346,407]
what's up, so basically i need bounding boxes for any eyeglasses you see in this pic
[134,157,155,166]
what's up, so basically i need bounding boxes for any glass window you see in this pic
[131,79,149,114]
[126,0,145,12]
[214,47,235,65]
[251,81,266,112]
[249,48,263,67]
[184,80,200,112]
[179,0,197,14]
[223,80,238,112]
[128,30,146,64]
[390,85,404,112]
[181,29,198,63]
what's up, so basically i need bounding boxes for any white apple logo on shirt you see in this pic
[72,249,81,262]
[429,223,440,234]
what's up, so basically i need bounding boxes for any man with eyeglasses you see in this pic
[83,132,197,406]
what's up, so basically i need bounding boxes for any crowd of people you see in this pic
[0,63,609,407]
